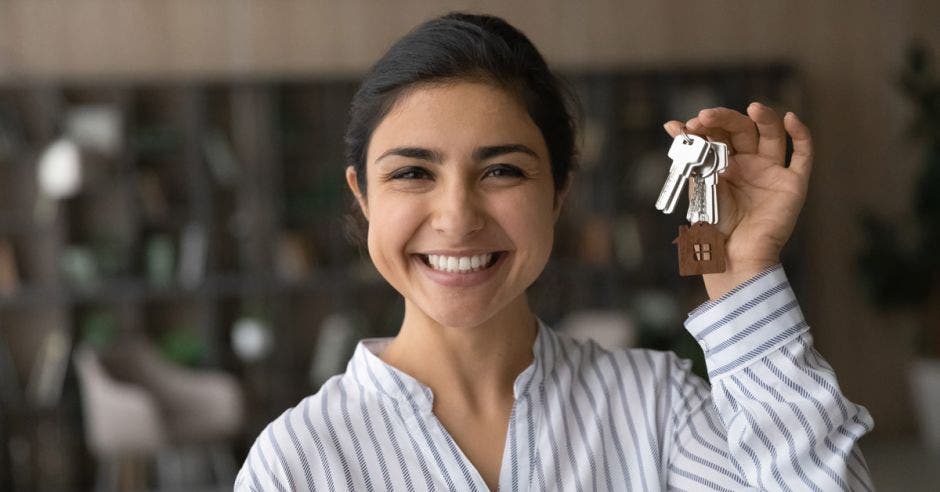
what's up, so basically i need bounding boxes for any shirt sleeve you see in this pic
[666,264,875,491]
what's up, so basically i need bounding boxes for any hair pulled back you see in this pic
[344,12,579,198]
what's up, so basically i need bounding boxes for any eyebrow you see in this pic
[375,144,539,164]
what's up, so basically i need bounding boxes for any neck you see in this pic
[379,294,537,415]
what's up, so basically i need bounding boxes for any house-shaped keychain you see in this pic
[673,222,727,276]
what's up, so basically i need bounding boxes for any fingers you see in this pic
[664,105,811,175]
[662,120,686,138]
[747,102,787,162]
[784,112,813,178]
[684,117,733,145]
[693,107,759,155]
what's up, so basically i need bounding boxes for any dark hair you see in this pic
[343,11,579,199]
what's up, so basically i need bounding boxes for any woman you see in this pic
[237,12,873,491]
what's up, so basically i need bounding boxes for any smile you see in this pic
[419,252,504,273]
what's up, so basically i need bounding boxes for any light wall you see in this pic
[2,0,938,437]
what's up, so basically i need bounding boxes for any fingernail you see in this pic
[663,123,670,130]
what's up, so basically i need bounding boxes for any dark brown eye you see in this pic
[391,167,432,180]
[484,165,524,178]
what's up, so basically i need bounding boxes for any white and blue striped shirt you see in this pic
[236,265,874,491]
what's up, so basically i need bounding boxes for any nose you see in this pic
[430,178,485,239]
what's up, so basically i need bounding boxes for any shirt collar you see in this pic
[345,318,560,412]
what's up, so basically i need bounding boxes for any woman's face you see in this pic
[346,81,567,329]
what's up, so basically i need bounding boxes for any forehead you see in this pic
[366,81,547,163]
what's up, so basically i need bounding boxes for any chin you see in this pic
[415,289,529,330]
[424,306,497,330]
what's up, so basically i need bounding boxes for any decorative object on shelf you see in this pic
[857,43,940,449]
[60,245,100,291]
[0,239,19,295]
[202,129,240,187]
[145,234,175,288]
[64,105,123,157]
[231,316,274,364]
[35,137,82,222]
[158,327,208,367]
[79,309,120,350]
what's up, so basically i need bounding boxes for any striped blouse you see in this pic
[235,265,874,491]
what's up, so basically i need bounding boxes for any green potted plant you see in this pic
[858,42,940,448]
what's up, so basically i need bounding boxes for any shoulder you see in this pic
[553,330,687,380]
[235,373,375,491]
[553,331,707,402]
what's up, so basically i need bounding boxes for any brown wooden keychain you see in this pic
[674,223,727,276]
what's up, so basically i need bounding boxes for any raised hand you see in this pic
[663,102,814,300]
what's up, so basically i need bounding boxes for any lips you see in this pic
[413,251,508,288]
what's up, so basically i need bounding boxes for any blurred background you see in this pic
[0,1,938,490]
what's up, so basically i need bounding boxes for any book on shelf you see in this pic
[26,328,72,408]
[178,222,207,289]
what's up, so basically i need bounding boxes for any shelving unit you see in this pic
[0,64,804,490]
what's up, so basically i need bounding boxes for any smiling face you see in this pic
[345,81,568,329]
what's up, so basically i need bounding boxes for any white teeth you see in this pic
[425,253,496,273]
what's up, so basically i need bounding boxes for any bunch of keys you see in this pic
[654,132,730,276]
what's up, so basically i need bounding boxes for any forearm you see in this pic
[677,265,874,491]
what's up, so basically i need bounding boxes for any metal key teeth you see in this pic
[686,141,726,225]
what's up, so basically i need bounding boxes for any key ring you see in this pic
[705,136,736,156]
[680,128,692,145]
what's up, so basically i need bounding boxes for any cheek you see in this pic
[366,195,422,259]
[500,190,557,256]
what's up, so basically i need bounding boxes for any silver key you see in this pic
[686,142,728,224]
[655,134,709,214]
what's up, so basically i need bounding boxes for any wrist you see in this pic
[702,260,779,300]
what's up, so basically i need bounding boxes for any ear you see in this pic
[552,171,573,222]
[345,166,369,220]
